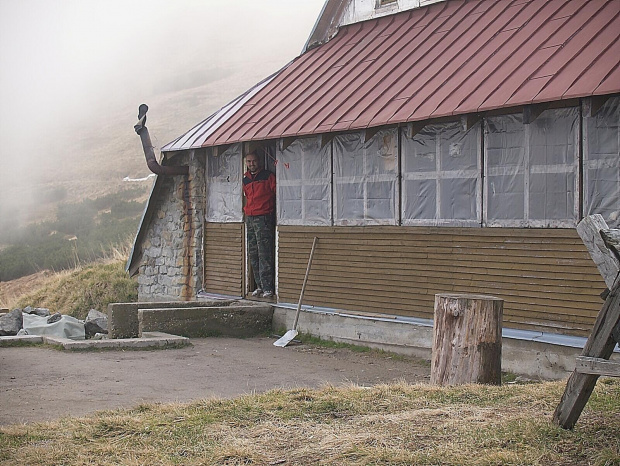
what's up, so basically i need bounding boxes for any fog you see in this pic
[0,0,325,224]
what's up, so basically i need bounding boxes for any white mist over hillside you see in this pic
[0,0,325,226]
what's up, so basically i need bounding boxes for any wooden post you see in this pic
[576,215,620,289]
[553,276,620,429]
[431,293,504,386]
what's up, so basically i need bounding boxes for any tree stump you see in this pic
[431,293,504,386]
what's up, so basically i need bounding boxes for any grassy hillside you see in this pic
[1,65,280,228]
[1,378,618,465]
[0,260,137,318]
[0,63,284,287]
[0,188,146,282]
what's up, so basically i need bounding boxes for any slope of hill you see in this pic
[0,62,284,228]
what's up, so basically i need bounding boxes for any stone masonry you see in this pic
[137,150,206,301]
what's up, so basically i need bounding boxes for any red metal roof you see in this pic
[168,0,620,150]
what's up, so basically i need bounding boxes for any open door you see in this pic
[244,144,277,297]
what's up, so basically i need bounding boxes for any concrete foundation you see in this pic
[139,305,273,338]
[0,332,189,350]
[105,299,618,380]
[109,300,273,339]
[272,305,619,380]
[108,300,241,339]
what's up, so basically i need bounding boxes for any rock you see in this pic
[23,306,51,317]
[47,313,62,324]
[84,309,108,338]
[0,309,23,336]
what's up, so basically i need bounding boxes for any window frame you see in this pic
[332,129,399,226]
[401,120,482,227]
[483,107,580,228]
[582,96,620,228]
[276,136,333,226]
[205,143,244,223]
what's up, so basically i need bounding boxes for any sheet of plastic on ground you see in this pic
[20,313,85,340]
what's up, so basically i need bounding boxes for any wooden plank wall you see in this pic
[277,226,606,337]
[204,222,244,297]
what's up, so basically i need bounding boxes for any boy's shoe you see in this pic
[251,288,263,297]
[261,291,274,298]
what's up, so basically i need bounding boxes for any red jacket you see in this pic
[243,169,276,216]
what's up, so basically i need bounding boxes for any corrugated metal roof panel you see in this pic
[164,0,620,151]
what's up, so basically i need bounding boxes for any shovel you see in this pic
[274,236,319,347]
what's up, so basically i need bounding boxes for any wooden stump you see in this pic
[431,293,504,386]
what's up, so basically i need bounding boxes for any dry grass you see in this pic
[1,378,618,465]
[0,270,65,309]
[1,256,136,319]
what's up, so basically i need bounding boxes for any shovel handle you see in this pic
[293,237,319,329]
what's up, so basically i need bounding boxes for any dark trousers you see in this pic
[246,214,275,292]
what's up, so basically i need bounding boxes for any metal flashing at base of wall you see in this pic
[272,304,619,380]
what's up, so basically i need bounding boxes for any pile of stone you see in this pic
[0,306,108,340]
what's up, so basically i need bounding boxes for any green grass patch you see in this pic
[296,332,371,352]
[294,332,433,367]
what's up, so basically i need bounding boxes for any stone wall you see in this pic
[136,150,205,301]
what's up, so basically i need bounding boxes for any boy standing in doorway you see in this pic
[243,151,276,298]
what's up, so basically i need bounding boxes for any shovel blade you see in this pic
[273,329,298,347]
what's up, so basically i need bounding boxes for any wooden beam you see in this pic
[575,356,620,378]
[321,133,336,149]
[406,121,427,139]
[553,276,620,429]
[523,103,550,124]
[365,127,382,143]
[576,215,620,289]
[279,137,298,152]
[244,141,266,156]
[613,319,620,345]
[461,114,481,132]
[212,144,232,157]
[601,229,620,263]
[584,95,611,117]
[365,125,398,142]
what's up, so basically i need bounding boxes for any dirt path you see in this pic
[0,337,430,425]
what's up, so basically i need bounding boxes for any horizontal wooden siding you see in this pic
[277,226,606,337]
[204,222,244,297]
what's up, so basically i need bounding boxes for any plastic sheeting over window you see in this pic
[401,121,481,226]
[333,130,398,225]
[584,97,620,228]
[206,143,243,222]
[276,136,332,225]
[484,108,579,227]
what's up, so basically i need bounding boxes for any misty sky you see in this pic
[0,0,325,195]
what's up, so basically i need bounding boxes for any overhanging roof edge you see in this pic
[161,65,289,152]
